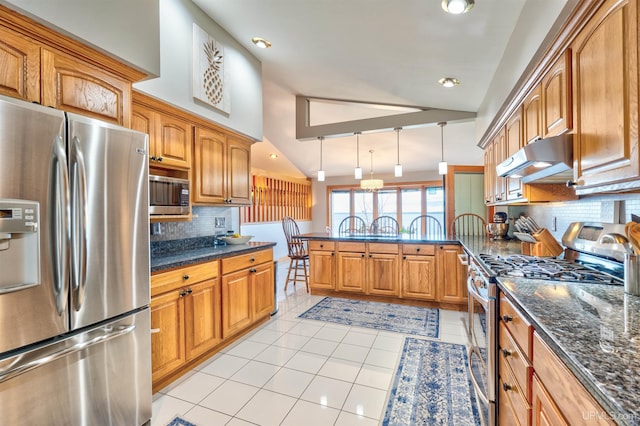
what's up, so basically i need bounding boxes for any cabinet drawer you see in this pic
[499,352,531,426]
[151,261,219,297]
[368,243,399,254]
[222,249,273,274]
[309,240,335,251]
[499,321,532,397]
[338,241,366,252]
[500,294,533,358]
[402,244,435,256]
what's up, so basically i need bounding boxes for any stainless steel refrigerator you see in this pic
[0,95,151,425]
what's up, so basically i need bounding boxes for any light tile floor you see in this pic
[151,260,472,426]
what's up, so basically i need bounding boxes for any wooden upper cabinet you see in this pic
[484,142,495,205]
[194,126,226,203]
[227,137,252,205]
[571,0,639,192]
[0,26,40,102]
[493,129,507,203]
[41,48,131,127]
[505,107,524,201]
[131,96,192,170]
[542,49,572,138]
[523,85,542,144]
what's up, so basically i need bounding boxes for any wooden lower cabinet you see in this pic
[150,261,219,388]
[309,241,336,290]
[436,244,467,304]
[532,374,567,426]
[221,249,274,338]
[337,248,367,293]
[367,243,400,296]
[401,244,436,300]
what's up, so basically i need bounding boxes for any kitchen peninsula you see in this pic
[299,232,468,309]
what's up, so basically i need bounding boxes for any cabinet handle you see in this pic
[179,290,187,297]
[250,257,255,262]
[157,156,163,162]
[361,254,365,258]
[150,155,157,161]
[369,254,372,258]
[249,268,257,273]
[320,244,324,248]
[183,274,190,281]
[403,256,407,260]
[517,192,522,197]
[186,288,193,294]
[502,314,513,323]
[566,179,577,187]
[331,252,334,256]
[501,348,512,358]
[416,247,420,252]
[502,382,513,392]
[496,196,502,201]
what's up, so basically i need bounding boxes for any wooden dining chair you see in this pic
[408,215,443,239]
[370,216,400,235]
[338,216,367,235]
[450,213,487,237]
[281,216,309,292]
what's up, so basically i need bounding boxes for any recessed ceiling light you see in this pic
[439,77,460,88]
[269,153,278,159]
[251,37,272,49]
[441,0,474,14]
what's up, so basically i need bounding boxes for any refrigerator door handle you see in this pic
[0,324,135,384]
[49,134,70,315]
[70,136,88,311]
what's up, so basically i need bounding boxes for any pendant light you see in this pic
[441,0,474,14]
[354,132,362,180]
[317,136,325,181]
[394,127,403,177]
[438,122,448,175]
[361,150,384,191]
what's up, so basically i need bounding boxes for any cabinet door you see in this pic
[194,126,226,203]
[542,49,572,137]
[184,278,222,360]
[41,48,131,126]
[572,0,639,191]
[523,85,542,144]
[227,137,252,205]
[493,130,507,203]
[401,255,436,300]
[484,143,494,205]
[310,250,336,290]
[221,270,252,337]
[506,107,524,201]
[251,262,274,319]
[437,245,467,304]
[531,375,568,426]
[150,290,186,384]
[337,252,366,292]
[367,253,399,296]
[156,113,192,169]
[0,26,40,102]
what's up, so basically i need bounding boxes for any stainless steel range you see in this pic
[465,222,627,426]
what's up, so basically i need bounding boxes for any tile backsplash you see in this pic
[508,193,640,239]
[150,206,239,242]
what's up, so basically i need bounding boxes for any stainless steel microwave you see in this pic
[149,175,190,215]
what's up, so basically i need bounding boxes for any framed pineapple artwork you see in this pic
[193,23,230,114]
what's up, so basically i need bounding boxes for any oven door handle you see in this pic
[467,345,490,406]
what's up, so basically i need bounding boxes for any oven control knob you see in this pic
[502,314,513,323]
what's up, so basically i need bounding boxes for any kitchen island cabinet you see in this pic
[401,243,437,300]
[309,241,336,291]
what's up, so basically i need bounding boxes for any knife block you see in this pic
[532,228,564,257]
[521,242,558,257]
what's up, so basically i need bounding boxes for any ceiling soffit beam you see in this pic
[295,96,477,140]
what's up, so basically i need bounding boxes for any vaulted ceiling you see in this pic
[193,0,573,179]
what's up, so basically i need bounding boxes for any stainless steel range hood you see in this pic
[496,133,574,184]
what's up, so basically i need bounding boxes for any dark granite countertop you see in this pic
[296,232,455,244]
[499,278,640,425]
[150,236,276,273]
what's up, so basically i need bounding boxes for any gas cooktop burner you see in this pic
[478,254,623,285]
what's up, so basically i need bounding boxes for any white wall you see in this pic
[4,0,160,76]
[241,220,312,261]
[311,170,444,233]
[133,0,263,141]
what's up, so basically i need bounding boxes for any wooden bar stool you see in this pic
[281,216,309,292]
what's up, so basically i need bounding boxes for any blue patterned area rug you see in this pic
[383,338,482,426]
[166,417,195,426]
[299,297,439,338]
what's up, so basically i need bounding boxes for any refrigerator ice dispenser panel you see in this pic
[0,199,40,293]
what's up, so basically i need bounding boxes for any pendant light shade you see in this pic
[438,122,448,175]
[318,136,325,181]
[354,132,362,180]
[361,150,383,191]
[441,0,474,14]
[394,127,403,177]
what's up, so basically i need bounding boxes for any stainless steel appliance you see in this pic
[149,174,190,215]
[0,95,151,425]
[466,221,627,425]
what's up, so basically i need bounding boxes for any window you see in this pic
[328,182,444,233]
